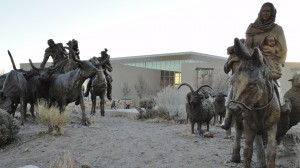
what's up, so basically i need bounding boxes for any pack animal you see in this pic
[178,83,214,135]
[276,74,300,144]
[228,38,280,168]
[213,92,227,125]
[0,70,29,125]
[88,56,108,116]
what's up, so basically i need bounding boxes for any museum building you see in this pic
[20,52,300,100]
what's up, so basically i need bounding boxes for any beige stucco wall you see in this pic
[110,64,160,100]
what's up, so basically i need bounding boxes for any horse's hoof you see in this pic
[231,155,241,163]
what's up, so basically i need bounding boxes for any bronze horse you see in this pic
[228,38,280,168]
[88,57,108,116]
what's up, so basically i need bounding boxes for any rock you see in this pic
[203,131,213,138]
[19,165,39,168]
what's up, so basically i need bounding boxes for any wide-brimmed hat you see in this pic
[288,74,300,84]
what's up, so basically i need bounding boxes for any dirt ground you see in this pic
[0,105,300,168]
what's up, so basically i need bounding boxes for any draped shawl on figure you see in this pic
[246,2,277,35]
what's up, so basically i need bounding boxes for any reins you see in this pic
[230,81,275,111]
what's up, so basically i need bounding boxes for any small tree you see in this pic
[122,82,131,100]
[211,69,229,94]
[134,74,148,99]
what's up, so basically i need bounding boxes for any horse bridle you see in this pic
[229,93,274,111]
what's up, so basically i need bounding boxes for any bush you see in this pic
[137,85,186,121]
[139,97,156,109]
[155,85,186,120]
[36,100,69,135]
[48,152,81,168]
[0,109,20,145]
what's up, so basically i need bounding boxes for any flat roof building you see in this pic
[20,52,300,100]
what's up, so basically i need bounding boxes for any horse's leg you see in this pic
[100,96,105,116]
[232,118,242,163]
[191,122,195,134]
[255,135,266,167]
[243,126,256,168]
[266,124,277,168]
[91,95,96,115]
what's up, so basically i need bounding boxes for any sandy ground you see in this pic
[0,106,300,168]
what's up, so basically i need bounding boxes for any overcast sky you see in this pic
[0,0,299,73]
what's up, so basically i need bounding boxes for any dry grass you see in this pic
[36,100,70,135]
[293,133,300,167]
[106,111,137,120]
[48,152,81,168]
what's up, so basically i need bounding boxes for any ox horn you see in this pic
[29,59,40,71]
[7,50,17,70]
[195,85,212,93]
[233,38,251,60]
[178,83,195,92]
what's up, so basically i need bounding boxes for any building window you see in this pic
[160,70,179,87]
[174,72,181,85]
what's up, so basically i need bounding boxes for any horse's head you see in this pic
[229,38,272,117]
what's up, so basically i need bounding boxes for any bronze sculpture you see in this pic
[66,39,80,60]
[229,38,280,168]
[84,48,113,101]
[88,57,108,116]
[40,39,68,68]
[222,2,287,130]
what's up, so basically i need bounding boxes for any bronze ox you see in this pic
[30,48,101,125]
[228,38,280,168]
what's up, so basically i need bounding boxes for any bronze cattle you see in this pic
[228,38,280,168]
[0,70,29,125]
[46,53,99,124]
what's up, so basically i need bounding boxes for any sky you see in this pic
[0,0,299,73]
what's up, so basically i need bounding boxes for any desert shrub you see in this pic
[137,85,186,121]
[36,100,69,135]
[139,97,156,109]
[154,85,186,120]
[294,133,300,167]
[48,152,81,168]
[0,109,20,145]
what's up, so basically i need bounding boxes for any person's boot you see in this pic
[106,75,112,101]
[106,88,112,101]
[221,117,232,130]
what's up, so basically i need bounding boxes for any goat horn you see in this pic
[7,50,17,70]
[178,83,195,92]
[196,85,212,93]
